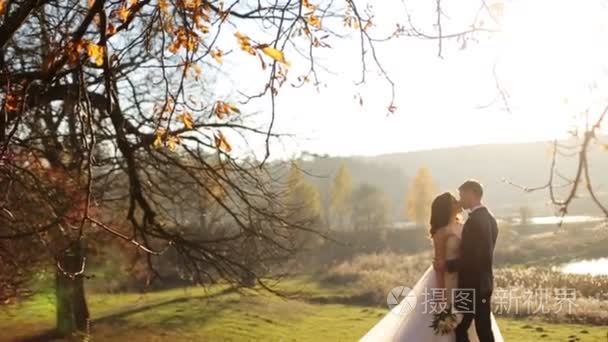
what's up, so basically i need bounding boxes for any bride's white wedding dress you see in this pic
[360,225,503,342]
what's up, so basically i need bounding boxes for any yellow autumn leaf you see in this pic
[211,49,223,64]
[307,15,321,29]
[235,32,256,55]
[166,135,180,151]
[86,43,104,66]
[168,27,200,53]
[153,135,163,148]
[215,101,240,118]
[261,46,289,66]
[227,103,240,114]
[153,128,165,149]
[159,0,169,12]
[118,6,130,22]
[302,0,316,10]
[178,112,194,129]
[214,131,232,153]
[215,101,228,118]
[168,41,179,54]
[183,0,198,9]
[186,37,198,51]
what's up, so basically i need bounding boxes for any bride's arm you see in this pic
[432,230,446,289]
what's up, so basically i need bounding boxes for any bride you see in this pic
[360,192,503,342]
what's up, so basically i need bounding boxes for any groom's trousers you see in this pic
[455,293,494,342]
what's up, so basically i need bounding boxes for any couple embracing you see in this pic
[361,180,504,342]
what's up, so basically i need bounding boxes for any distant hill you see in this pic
[299,139,608,218]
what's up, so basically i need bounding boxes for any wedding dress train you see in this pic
[360,266,503,342]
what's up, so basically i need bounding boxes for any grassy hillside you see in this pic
[2,278,606,341]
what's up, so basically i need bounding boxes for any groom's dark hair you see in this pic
[459,180,483,198]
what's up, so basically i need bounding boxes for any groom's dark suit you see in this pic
[446,206,498,342]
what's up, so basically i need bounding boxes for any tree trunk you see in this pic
[55,242,90,337]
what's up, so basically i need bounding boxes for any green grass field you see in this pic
[1,278,606,341]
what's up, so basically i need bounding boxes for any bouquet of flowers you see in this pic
[430,306,458,335]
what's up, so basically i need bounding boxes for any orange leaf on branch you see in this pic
[169,27,200,53]
[307,15,321,29]
[166,135,181,151]
[153,128,166,149]
[302,0,316,10]
[195,5,211,25]
[107,23,117,36]
[178,112,194,129]
[168,41,179,54]
[214,131,232,153]
[117,5,130,22]
[43,50,62,73]
[215,101,240,119]
[3,93,20,113]
[159,0,169,12]
[66,40,89,65]
[235,32,256,55]
[211,49,224,64]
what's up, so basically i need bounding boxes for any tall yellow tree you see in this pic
[330,164,353,230]
[406,167,438,226]
[287,165,322,226]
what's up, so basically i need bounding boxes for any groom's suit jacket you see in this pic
[447,207,498,298]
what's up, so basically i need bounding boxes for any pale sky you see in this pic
[212,0,608,159]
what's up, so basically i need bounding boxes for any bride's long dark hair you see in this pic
[429,192,458,236]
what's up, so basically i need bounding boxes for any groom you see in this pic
[446,180,498,342]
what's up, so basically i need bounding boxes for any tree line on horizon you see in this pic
[287,162,438,232]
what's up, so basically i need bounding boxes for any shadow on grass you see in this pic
[288,292,381,307]
[16,286,238,342]
[94,286,237,325]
